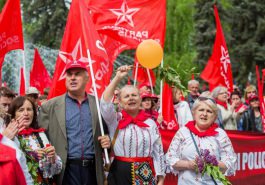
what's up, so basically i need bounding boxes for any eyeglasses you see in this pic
[218,92,228,95]
[197,97,216,104]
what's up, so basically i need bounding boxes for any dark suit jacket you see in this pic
[38,94,105,185]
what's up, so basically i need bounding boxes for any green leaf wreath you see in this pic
[158,65,197,96]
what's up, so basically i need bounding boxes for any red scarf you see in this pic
[215,99,228,109]
[118,110,150,129]
[235,103,247,113]
[185,121,218,137]
[18,128,46,136]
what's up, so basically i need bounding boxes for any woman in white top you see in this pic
[166,92,237,185]
[212,86,237,130]
[172,87,193,127]
[100,65,165,185]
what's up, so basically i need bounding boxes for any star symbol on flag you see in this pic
[110,1,140,27]
[58,38,95,80]
[220,45,230,73]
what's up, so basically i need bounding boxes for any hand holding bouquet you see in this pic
[195,149,231,185]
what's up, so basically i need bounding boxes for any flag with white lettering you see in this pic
[200,5,233,93]
[87,0,166,85]
[0,0,24,58]
[48,0,110,99]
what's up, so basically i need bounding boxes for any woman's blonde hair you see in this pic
[244,85,257,100]
[192,91,218,119]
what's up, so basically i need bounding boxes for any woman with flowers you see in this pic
[7,96,62,184]
[100,65,165,185]
[166,92,237,185]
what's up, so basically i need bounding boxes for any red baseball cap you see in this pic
[248,94,259,102]
[141,93,153,99]
[65,61,88,72]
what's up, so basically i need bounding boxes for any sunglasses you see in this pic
[197,97,216,104]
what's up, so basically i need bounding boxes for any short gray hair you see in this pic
[118,85,140,100]
[211,86,227,99]
[188,80,199,87]
[192,91,218,118]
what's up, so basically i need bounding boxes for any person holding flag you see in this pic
[38,61,111,185]
[100,65,165,185]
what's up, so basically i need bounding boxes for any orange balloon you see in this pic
[136,39,163,69]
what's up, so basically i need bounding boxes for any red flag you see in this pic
[30,49,52,94]
[48,0,111,99]
[87,0,166,48]
[19,67,25,95]
[87,0,166,89]
[162,83,179,130]
[200,5,233,93]
[133,60,156,86]
[0,0,24,58]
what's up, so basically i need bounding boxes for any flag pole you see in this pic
[133,62,139,87]
[86,49,110,164]
[21,50,27,89]
[160,58,164,112]
[146,68,154,94]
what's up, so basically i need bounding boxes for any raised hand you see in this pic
[2,119,19,140]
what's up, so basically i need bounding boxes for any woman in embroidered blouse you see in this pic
[100,65,165,185]
[7,96,62,185]
[166,92,237,185]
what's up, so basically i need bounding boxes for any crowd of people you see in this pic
[0,62,263,185]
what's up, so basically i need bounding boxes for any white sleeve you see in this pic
[183,101,193,125]
[165,130,184,175]
[216,129,237,176]
[151,125,165,177]
[100,97,118,138]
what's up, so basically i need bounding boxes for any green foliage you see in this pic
[159,65,197,96]
[21,0,68,48]
[163,0,198,89]
[229,0,265,85]
[18,136,39,185]
[0,0,6,11]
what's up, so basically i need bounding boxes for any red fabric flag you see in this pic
[162,83,179,130]
[87,0,166,48]
[30,49,52,94]
[133,60,156,86]
[87,0,166,89]
[200,5,233,93]
[48,0,111,99]
[19,67,25,95]
[0,0,24,58]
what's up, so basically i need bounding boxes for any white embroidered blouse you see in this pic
[166,126,237,185]
[19,131,62,179]
[100,98,165,177]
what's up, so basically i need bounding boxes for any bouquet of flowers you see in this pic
[195,149,231,185]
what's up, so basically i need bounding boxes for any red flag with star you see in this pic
[0,0,24,58]
[200,5,233,93]
[87,0,166,84]
[48,0,111,99]
[87,0,166,48]
[30,48,52,94]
